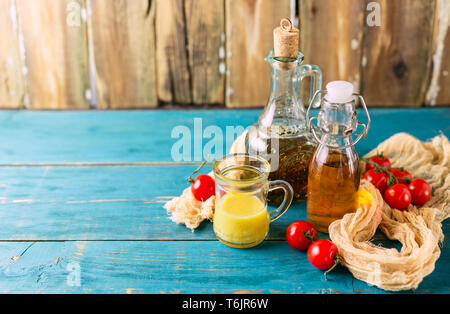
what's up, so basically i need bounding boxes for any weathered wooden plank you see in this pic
[155,0,192,104]
[361,0,436,107]
[185,0,225,105]
[0,0,26,109]
[426,0,450,106]
[0,239,448,294]
[88,0,157,109]
[1,155,449,241]
[0,109,448,165]
[15,0,90,109]
[299,0,365,93]
[0,165,308,241]
[225,0,292,108]
[0,110,253,164]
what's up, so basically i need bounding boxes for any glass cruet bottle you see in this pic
[305,81,371,233]
[246,19,322,204]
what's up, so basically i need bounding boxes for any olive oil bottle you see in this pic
[245,18,322,204]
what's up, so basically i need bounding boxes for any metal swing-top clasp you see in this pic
[306,81,371,149]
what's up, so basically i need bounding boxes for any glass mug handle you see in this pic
[268,180,294,222]
[298,64,323,108]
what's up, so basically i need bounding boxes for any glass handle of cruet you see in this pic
[298,64,322,108]
[268,180,294,222]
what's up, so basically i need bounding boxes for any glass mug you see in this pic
[213,154,294,249]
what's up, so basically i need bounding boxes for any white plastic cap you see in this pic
[326,81,354,103]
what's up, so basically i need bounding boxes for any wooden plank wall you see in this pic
[88,0,157,109]
[299,0,365,93]
[0,0,448,109]
[426,0,450,106]
[16,0,91,109]
[0,0,26,108]
[361,0,436,107]
[225,0,292,108]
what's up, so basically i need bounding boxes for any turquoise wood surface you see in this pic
[0,108,448,294]
[0,166,308,240]
[0,109,448,164]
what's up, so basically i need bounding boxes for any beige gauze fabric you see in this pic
[329,132,449,291]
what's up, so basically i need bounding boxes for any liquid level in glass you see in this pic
[214,193,269,249]
[306,150,360,233]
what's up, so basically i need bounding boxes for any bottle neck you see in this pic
[268,62,298,100]
[316,99,358,149]
[320,133,354,149]
[257,60,308,136]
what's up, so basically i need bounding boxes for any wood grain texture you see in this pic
[0,0,26,108]
[0,238,448,293]
[0,109,448,164]
[361,0,436,107]
[299,0,365,92]
[155,0,192,104]
[225,0,292,108]
[0,109,446,241]
[0,165,306,241]
[185,0,225,105]
[0,110,447,294]
[0,110,253,164]
[88,0,157,109]
[15,0,90,109]
[426,0,450,106]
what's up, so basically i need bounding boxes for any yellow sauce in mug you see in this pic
[213,194,269,248]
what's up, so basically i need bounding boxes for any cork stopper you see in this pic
[274,18,299,59]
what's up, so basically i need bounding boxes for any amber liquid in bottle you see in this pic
[306,148,360,233]
[305,80,370,233]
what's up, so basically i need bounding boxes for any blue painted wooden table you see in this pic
[0,108,448,294]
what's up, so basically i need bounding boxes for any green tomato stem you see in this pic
[361,157,411,186]
[324,255,341,281]
[302,230,317,242]
[187,160,209,184]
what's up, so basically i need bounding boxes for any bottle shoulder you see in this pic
[246,124,317,150]
[311,145,359,170]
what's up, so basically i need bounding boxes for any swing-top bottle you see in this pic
[306,81,371,233]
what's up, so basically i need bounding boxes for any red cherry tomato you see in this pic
[408,178,431,206]
[191,175,215,201]
[363,169,389,193]
[388,168,412,185]
[384,184,412,211]
[286,221,318,251]
[365,155,391,172]
[307,239,339,271]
